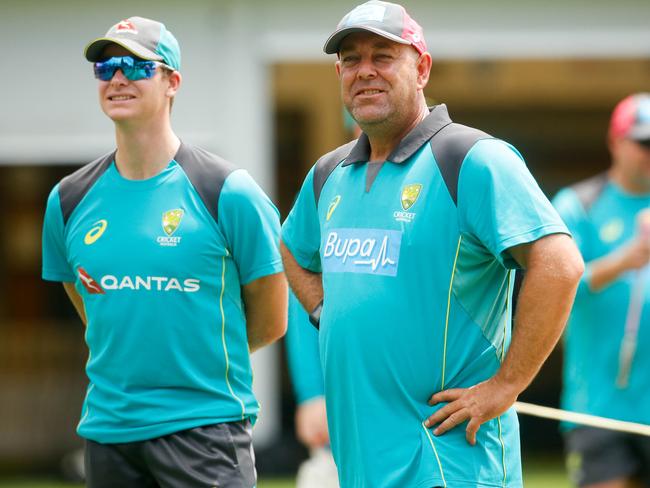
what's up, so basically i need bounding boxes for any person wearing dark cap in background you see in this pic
[281,1,583,486]
[41,16,287,487]
[553,94,650,488]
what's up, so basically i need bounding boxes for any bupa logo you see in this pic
[322,228,401,276]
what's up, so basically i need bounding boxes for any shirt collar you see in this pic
[341,104,453,166]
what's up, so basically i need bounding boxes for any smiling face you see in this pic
[97,44,180,125]
[335,31,431,135]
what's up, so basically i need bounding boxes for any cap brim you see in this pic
[323,26,410,54]
[628,124,650,143]
[84,37,163,62]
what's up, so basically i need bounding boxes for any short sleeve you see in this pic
[285,291,325,404]
[42,185,75,282]
[218,170,283,285]
[281,166,322,272]
[458,139,569,268]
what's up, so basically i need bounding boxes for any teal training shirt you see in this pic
[42,143,283,443]
[282,106,569,488]
[553,180,650,428]
[286,290,325,405]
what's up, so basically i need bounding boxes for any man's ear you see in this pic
[416,52,432,90]
[166,70,182,97]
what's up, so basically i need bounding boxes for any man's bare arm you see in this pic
[587,236,650,291]
[242,272,288,353]
[425,233,584,444]
[63,282,87,325]
[280,241,323,313]
[295,397,330,448]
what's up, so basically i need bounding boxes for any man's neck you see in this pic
[609,166,650,195]
[114,120,180,180]
[365,103,429,162]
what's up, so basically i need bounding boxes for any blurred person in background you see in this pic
[553,93,650,488]
[284,109,360,488]
[41,16,286,488]
[286,291,339,488]
[280,1,583,486]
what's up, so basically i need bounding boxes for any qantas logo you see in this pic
[77,268,200,293]
[101,275,200,292]
[78,267,105,294]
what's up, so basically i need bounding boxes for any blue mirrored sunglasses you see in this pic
[93,56,172,81]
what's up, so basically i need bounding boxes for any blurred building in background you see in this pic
[1,0,649,476]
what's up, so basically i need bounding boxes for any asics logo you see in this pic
[84,220,108,245]
[326,196,341,221]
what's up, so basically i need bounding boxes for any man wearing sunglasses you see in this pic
[553,94,650,488]
[41,16,287,488]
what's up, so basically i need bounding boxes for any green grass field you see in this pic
[0,457,572,488]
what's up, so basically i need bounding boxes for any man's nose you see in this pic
[356,57,377,79]
[109,69,129,85]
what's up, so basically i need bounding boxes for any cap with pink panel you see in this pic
[324,0,427,55]
[609,93,650,144]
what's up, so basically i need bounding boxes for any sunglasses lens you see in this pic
[126,62,157,81]
[93,57,158,81]
[94,62,117,81]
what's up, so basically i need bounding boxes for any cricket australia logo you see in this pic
[599,218,624,243]
[322,228,402,276]
[157,208,184,247]
[394,183,422,223]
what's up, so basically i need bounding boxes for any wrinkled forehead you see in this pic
[338,31,404,53]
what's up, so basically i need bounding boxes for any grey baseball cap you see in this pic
[324,0,427,55]
[84,16,181,71]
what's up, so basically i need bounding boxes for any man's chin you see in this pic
[350,110,388,127]
[640,176,650,192]
[102,108,133,121]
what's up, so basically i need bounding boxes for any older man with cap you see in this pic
[41,16,287,487]
[281,1,583,486]
[553,93,650,488]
